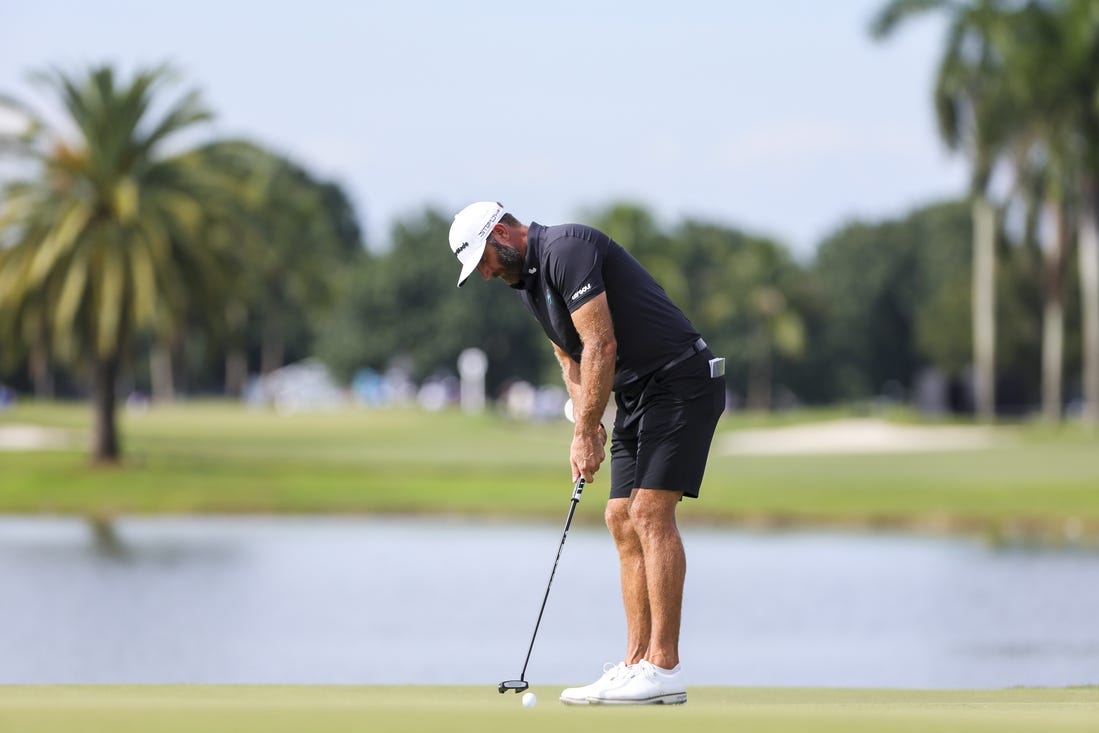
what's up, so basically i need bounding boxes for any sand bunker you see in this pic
[721,417,1005,456]
[0,424,76,451]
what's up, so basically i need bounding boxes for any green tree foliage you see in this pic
[12,12,1099,424]
[872,0,1019,420]
[319,203,809,407]
[0,65,235,461]
[314,208,552,394]
[567,204,808,408]
[873,0,1099,422]
[812,201,973,401]
[189,141,365,387]
[1013,0,1099,423]
[0,64,364,460]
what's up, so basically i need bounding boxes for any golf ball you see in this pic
[521,692,537,708]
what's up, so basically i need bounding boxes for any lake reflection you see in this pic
[1,516,1096,688]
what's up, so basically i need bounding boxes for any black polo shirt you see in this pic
[513,222,701,391]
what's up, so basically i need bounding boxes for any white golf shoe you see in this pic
[558,662,632,705]
[586,659,687,705]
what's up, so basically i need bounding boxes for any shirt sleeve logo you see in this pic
[570,283,592,301]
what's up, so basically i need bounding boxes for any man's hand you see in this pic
[570,428,606,483]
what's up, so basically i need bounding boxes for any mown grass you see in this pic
[1,401,1098,540]
[0,685,1096,733]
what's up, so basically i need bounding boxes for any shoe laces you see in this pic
[627,660,658,682]
[602,661,627,681]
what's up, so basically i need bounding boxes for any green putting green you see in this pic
[0,686,1096,733]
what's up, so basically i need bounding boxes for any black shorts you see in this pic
[609,348,726,500]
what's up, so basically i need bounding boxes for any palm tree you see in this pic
[0,65,233,462]
[186,140,363,388]
[996,2,1074,421]
[744,284,806,410]
[1057,0,1099,425]
[998,0,1099,424]
[871,0,1015,420]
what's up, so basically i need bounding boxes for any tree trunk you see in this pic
[1041,201,1066,422]
[972,196,997,420]
[226,350,247,398]
[150,342,175,403]
[746,334,772,411]
[91,354,120,463]
[29,340,54,399]
[1079,191,1099,425]
[260,316,284,375]
[224,302,248,398]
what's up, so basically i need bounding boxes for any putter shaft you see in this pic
[502,476,585,691]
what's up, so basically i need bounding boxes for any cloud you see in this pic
[716,120,939,169]
[0,106,29,135]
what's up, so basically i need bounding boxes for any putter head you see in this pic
[498,679,528,694]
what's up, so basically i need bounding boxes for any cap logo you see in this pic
[455,241,470,256]
[478,213,500,238]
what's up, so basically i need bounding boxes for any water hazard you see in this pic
[1,516,1096,688]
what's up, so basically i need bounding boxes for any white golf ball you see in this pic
[521,691,537,708]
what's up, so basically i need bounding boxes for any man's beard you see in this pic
[489,238,524,285]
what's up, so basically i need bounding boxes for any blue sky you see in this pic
[0,0,966,257]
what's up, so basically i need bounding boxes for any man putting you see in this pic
[450,201,725,705]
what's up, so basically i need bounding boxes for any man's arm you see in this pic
[552,341,582,407]
[562,292,616,482]
[552,341,608,442]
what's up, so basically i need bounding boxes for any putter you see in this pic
[498,476,586,694]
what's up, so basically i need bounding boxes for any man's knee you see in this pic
[605,498,632,537]
[626,489,681,533]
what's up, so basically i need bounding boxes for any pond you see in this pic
[1,516,1096,689]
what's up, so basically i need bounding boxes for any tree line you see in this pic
[331,197,1078,420]
[872,0,1099,423]
[3,0,1099,462]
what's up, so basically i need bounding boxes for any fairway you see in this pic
[2,402,1099,542]
[0,686,1096,733]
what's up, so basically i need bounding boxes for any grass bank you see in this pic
[1,401,1098,541]
[0,685,1096,733]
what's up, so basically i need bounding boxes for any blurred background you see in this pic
[1,0,1098,690]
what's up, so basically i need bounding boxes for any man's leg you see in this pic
[605,497,650,665]
[560,497,648,705]
[626,488,685,670]
[586,488,688,705]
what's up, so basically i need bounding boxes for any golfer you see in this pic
[450,201,726,705]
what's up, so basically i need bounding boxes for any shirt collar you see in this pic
[512,222,544,291]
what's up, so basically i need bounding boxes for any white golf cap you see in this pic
[450,201,505,287]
